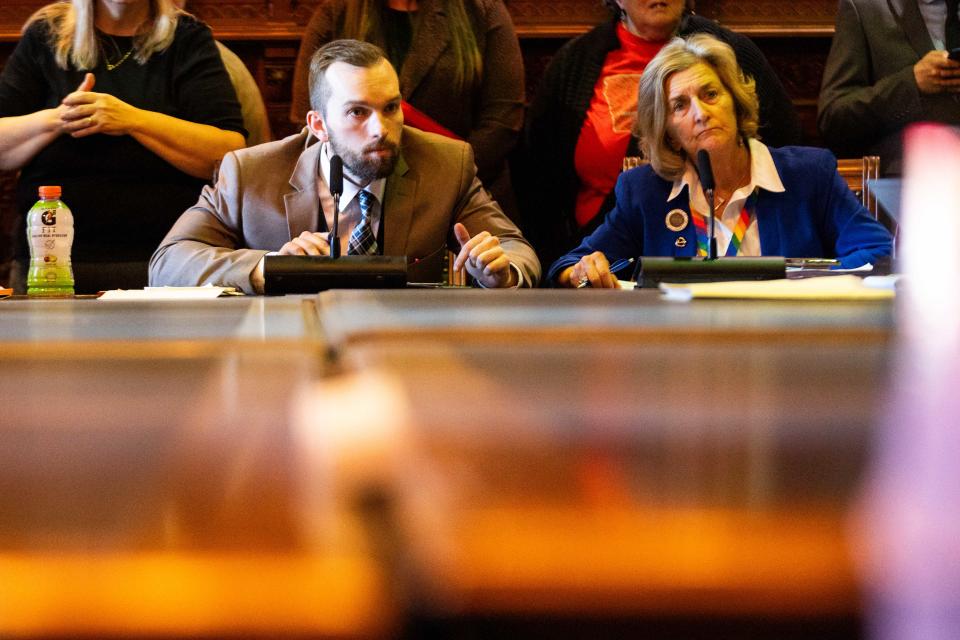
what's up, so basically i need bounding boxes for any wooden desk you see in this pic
[317,288,893,346]
[311,289,893,627]
[0,294,320,352]
[1,291,895,636]
[0,296,396,638]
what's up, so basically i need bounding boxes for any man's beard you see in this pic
[329,136,400,184]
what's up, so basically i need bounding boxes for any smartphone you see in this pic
[948,47,960,61]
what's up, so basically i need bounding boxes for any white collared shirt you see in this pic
[918,0,950,51]
[667,138,785,257]
[317,143,388,247]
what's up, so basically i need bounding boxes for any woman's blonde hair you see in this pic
[634,33,759,181]
[26,0,183,71]
[341,0,481,92]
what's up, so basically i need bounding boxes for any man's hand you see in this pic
[914,51,960,94]
[560,251,619,289]
[59,72,143,137]
[279,231,331,256]
[453,222,517,288]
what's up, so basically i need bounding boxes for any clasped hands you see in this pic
[279,222,517,288]
[55,73,139,137]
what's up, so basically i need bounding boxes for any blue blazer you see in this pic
[547,146,894,282]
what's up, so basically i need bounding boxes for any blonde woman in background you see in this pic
[0,0,245,292]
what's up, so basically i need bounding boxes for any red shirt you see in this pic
[573,23,666,228]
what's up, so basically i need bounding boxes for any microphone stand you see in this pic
[697,149,718,260]
[705,184,718,260]
[329,193,341,258]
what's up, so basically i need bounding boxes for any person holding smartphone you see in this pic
[819,0,960,176]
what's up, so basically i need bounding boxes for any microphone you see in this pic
[696,149,718,260]
[328,154,343,259]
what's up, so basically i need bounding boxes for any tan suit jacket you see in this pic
[149,127,540,293]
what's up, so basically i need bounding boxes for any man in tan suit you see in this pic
[149,39,539,293]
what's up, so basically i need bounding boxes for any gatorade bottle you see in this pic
[26,185,75,296]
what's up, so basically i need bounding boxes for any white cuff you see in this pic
[477,262,524,289]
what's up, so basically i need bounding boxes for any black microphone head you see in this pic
[329,154,343,196]
[696,149,715,191]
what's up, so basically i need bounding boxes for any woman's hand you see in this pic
[561,251,619,289]
[51,72,244,179]
[0,74,95,170]
[60,73,141,137]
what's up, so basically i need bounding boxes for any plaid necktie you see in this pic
[947,0,960,50]
[347,189,378,256]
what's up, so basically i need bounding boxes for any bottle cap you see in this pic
[38,185,61,199]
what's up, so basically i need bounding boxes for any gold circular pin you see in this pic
[665,208,689,232]
[675,237,687,248]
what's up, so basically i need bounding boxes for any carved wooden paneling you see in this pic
[750,37,833,144]
[291,1,323,25]
[0,0,844,41]
[755,37,832,100]
[505,1,607,36]
[189,1,274,22]
[695,0,839,33]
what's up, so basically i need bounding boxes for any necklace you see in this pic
[713,194,728,212]
[711,165,752,213]
[99,34,135,71]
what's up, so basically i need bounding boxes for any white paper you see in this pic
[659,274,895,301]
[98,286,240,301]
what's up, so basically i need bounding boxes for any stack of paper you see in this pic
[659,274,895,301]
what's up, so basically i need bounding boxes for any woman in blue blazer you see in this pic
[549,34,893,288]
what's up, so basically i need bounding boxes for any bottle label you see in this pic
[27,200,74,293]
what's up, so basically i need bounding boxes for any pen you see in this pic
[609,257,635,273]
[576,257,635,288]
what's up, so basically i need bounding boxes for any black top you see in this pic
[0,14,245,263]
[516,15,803,269]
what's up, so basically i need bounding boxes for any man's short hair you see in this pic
[308,39,388,116]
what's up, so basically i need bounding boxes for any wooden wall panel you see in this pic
[0,0,840,264]
[0,0,845,39]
